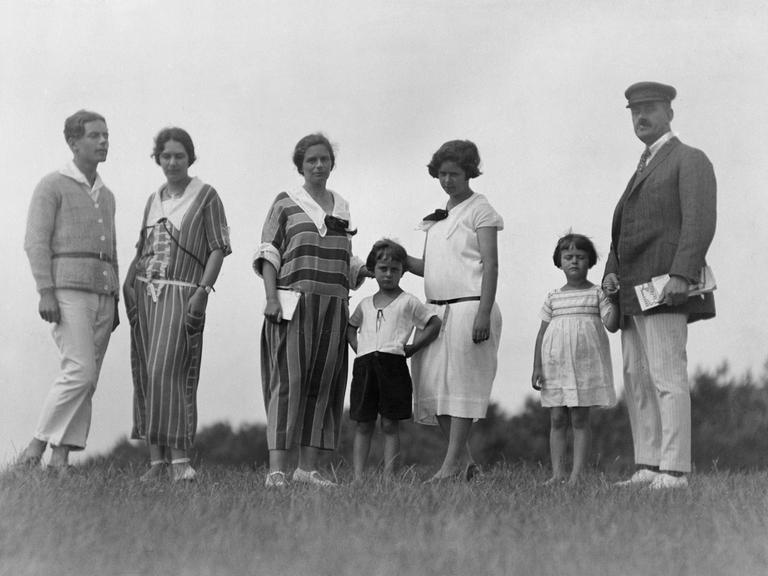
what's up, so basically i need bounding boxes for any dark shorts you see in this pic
[350,352,413,422]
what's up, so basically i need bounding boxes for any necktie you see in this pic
[636,147,652,174]
[422,208,449,222]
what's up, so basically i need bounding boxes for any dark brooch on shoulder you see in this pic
[325,214,357,236]
[422,208,448,222]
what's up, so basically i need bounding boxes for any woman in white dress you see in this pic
[408,140,503,481]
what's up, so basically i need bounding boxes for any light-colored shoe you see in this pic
[170,459,197,482]
[265,471,287,488]
[292,468,337,487]
[649,473,689,490]
[140,461,167,482]
[614,468,659,486]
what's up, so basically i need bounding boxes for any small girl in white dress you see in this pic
[532,233,618,485]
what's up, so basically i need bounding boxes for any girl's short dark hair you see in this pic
[427,140,482,179]
[552,233,598,268]
[366,239,408,271]
[293,133,335,175]
[153,127,196,165]
[63,110,106,142]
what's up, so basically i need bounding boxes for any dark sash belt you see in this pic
[52,251,113,263]
[427,296,481,305]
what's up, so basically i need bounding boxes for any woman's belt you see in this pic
[427,296,481,305]
[137,276,197,289]
[137,276,198,303]
[53,251,113,263]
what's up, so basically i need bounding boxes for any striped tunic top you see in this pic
[255,191,358,298]
[135,180,231,283]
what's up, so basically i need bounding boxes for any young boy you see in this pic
[347,239,442,481]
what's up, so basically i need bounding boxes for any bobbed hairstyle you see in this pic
[63,110,106,143]
[552,233,598,269]
[427,139,482,179]
[293,133,335,175]
[366,238,408,271]
[153,127,196,166]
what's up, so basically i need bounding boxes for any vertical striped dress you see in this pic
[255,190,358,451]
[130,179,231,449]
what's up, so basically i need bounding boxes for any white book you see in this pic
[634,266,716,311]
[265,289,301,321]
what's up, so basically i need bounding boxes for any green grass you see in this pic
[2,463,768,576]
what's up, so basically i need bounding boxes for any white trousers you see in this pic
[621,313,691,473]
[34,289,114,450]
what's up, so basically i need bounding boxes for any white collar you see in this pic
[288,186,352,237]
[647,131,676,158]
[147,177,205,230]
[59,160,105,196]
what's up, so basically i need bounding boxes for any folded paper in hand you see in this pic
[634,266,716,311]
[267,289,301,321]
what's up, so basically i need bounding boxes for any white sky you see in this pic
[2,0,767,463]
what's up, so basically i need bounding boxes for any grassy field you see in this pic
[2,463,768,576]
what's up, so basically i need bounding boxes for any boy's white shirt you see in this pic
[350,291,437,357]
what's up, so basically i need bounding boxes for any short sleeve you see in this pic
[203,188,232,256]
[597,287,616,324]
[349,301,364,328]
[253,195,287,276]
[539,291,553,322]
[472,197,504,231]
[407,294,437,330]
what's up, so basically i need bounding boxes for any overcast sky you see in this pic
[2,0,767,464]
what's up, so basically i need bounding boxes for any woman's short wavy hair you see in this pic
[152,127,196,166]
[63,110,106,143]
[293,133,335,175]
[552,233,598,269]
[427,140,482,179]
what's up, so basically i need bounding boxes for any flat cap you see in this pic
[625,81,677,108]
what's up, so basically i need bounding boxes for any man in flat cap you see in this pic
[603,82,716,489]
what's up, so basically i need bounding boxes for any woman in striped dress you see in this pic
[254,133,365,488]
[124,127,231,482]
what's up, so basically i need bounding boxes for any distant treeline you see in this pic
[92,362,768,473]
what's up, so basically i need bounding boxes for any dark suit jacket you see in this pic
[605,137,716,322]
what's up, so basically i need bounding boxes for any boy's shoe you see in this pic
[614,468,659,486]
[265,471,287,488]
[649,473,689,490]
[292,468,337,487]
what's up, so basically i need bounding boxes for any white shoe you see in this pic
[614,468,659,486]
[170,459,197,482]
[649,473,688,490]
[265,471,287,488]
[292,468,337,487]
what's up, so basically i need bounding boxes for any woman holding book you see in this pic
[253,133,366,488]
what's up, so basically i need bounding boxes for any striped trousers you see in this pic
[261,293,348,451]
[621,313,691,473]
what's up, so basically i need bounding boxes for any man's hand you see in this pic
[602,273,620,300]
[39,289,60,324]
[660,275,689,307]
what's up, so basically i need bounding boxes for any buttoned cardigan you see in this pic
[24,170,119,296]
